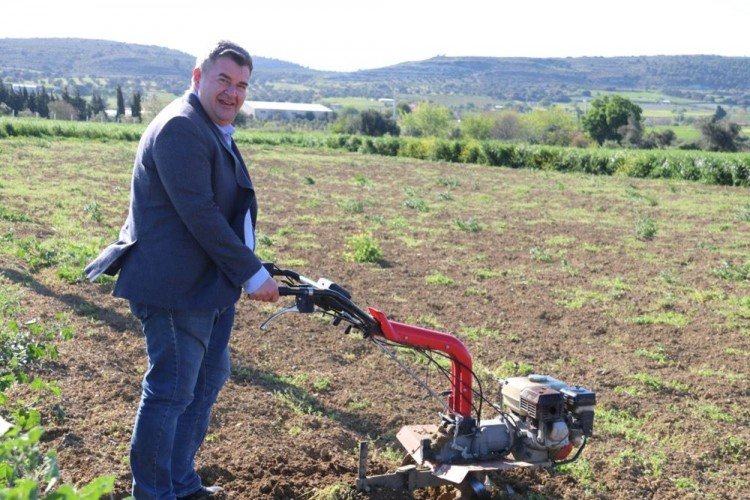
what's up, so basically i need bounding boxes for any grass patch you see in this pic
[713,260,750,281]
[631,311,688,327]
[425,272,454,286]
[595,408,648,443]
[629,372,689,393]
[492,360,534,378]
[458,326,501,341]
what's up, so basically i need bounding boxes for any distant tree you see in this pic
[712,105,727,121]
[358,109,398,136]
[491,111,522,141]
[66,89,89,120]
[36,87,51,118]
[400,102,453,138]
[641,129,676,149]
[581,95,643,145]
[142,92,175,121]
[617,114,644,147]
[520,107,578,146]
[90,93,106,117]
[460,113,493,140]
[48,100,78,120]
[332,109,398,136]
[699,117,745,152]
[131,91,142,122]
[116,85,125,120]
[397,103,412,116]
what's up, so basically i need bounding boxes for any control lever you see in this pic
[260,288,315,330]
[259,304,299,330]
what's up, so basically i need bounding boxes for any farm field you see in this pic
[1,136,749,498]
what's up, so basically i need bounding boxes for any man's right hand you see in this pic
[248,277,279,302]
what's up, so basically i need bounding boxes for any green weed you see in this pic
[634,345,672,365]
[417,316,442,329]
[0,205,31,223]
[459,326,501,341]
[492,360,534,378]
[634,215,657,240]
[436,176,460,188]
[631,311,688,327]
[340,199,366,214]
[672,477,699,490]
[0,409,115,498]
[353,174,371,187]
[273,389,323,416]
[310,482,356,500]
[403,197,429,212]
[344,233,382,264]
[312,376,332,392]
[454,217,483,232]
[425,272,454,286]
[347,397,370,410]
[84,200,103,223]
[595,408,647,443]
[692,403,735,423]
[713,260,750,281]
[529,247,553,262]
[717,436,748,463]
[556,458,596,490]
[630,373,689,393]
[475,268,500,280]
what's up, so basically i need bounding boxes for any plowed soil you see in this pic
[1,139,748,499]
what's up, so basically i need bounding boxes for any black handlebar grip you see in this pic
[278,286,298,296]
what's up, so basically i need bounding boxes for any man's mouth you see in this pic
[218,97,235,107]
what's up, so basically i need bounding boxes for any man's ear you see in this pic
[192,67,202,91]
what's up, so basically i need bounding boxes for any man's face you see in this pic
[193,56,251,126]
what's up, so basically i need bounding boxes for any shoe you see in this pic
[177,485,224,499]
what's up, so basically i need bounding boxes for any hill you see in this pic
[322,55,750,105]
[1,38,750,104]
[0,38,314,94]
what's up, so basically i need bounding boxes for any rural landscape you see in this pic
[1,38,749,499]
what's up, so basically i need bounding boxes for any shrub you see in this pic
[345,233,382,263]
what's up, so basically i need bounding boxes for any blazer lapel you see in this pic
[188,93,254,191]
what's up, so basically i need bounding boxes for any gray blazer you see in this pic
[85,93,262,310]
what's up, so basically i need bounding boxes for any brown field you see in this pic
[0,137,749,498]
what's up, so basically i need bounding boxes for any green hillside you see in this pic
[1,38,750,105]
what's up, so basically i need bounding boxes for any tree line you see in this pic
[0,83,142,122]
[326,97,747,153]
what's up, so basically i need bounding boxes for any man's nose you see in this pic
[224,84,240,97]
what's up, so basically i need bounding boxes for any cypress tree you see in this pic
[116,85,125,120]
[131,91,142,122]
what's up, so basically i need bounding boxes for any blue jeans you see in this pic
[129,302,234,500]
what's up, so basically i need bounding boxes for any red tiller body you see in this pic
[369,307,474,418]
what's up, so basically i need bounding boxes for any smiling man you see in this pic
[85,41,278,499]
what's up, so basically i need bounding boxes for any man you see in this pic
[85,41,278,499]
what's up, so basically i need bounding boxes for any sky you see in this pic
[5,0,749,72]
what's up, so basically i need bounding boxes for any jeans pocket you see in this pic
[129,301,149,322]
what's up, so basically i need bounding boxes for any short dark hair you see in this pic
[196,40,253,73]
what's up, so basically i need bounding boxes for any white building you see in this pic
[241,101,333,120]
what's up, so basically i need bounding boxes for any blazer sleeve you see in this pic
[151,116,261,287]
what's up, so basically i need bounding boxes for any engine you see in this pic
[421,374,595,465]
